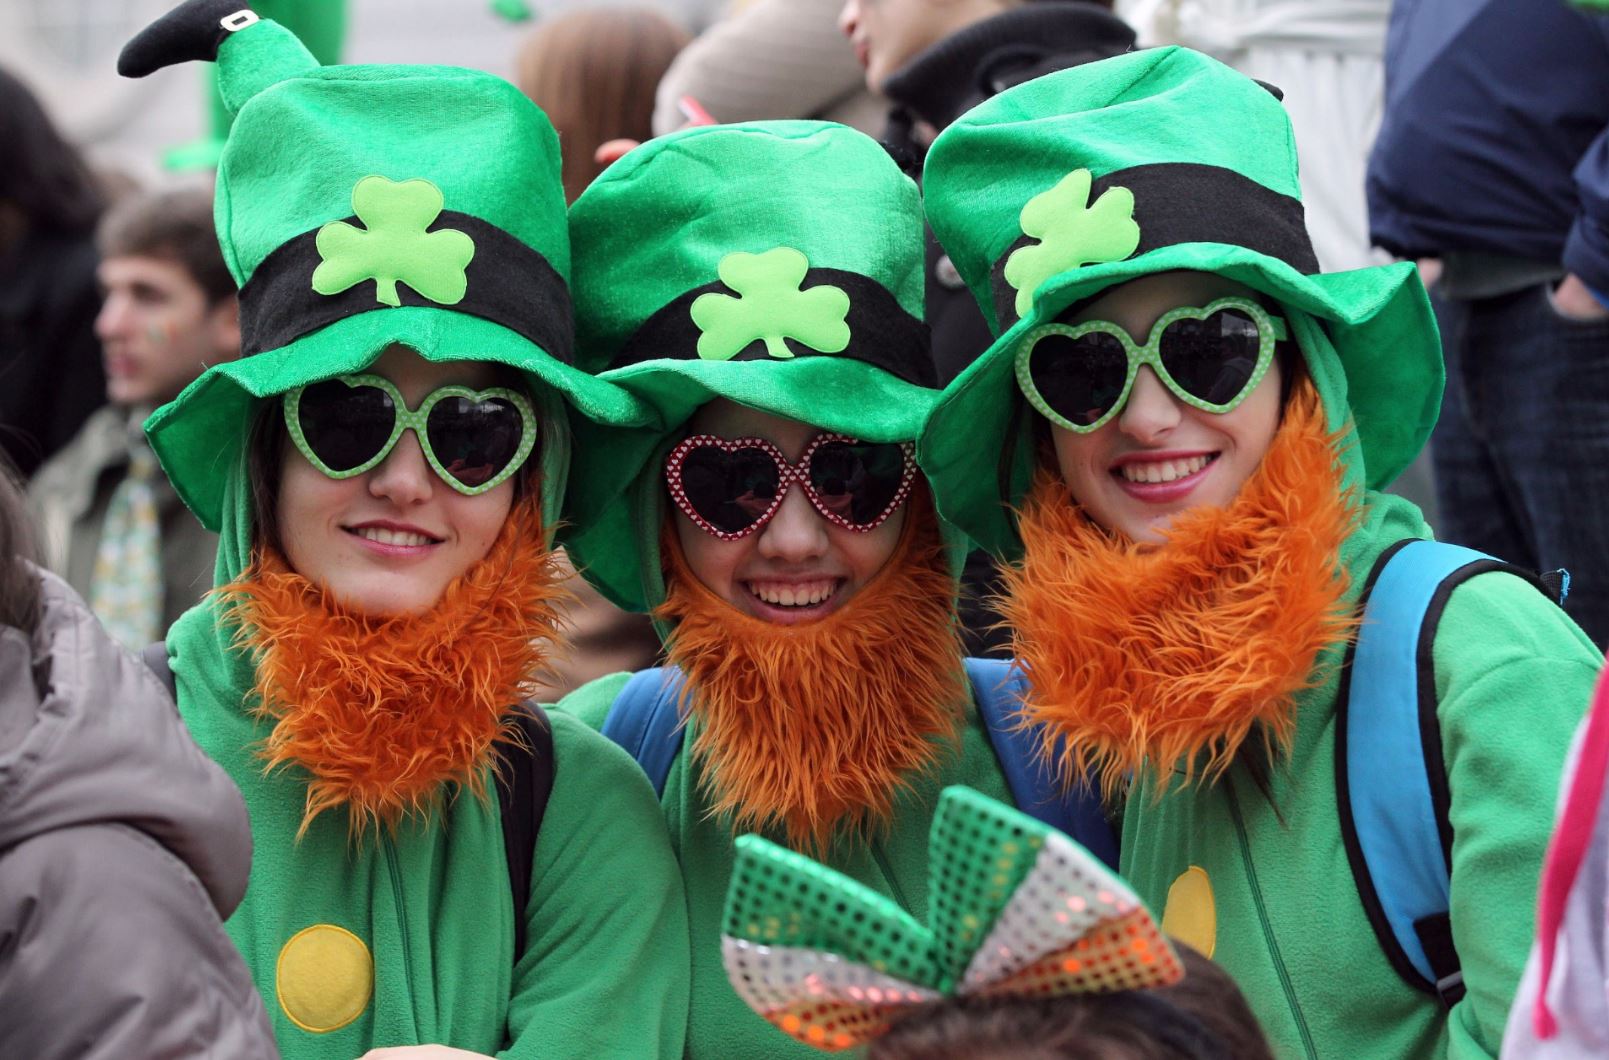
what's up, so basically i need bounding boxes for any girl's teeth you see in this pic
[749,581,837,607]
[1120,455,1211,484]
[356,527,433,547]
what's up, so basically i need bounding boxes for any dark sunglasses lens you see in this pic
[807,441,907,525]
[678,445,782,534]
[1028,330,1129,427]
[296,380,395,472]
[426,396,527,488]
[1158,309,1263,406]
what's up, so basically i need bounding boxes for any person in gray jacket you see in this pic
[0,459,275,1059]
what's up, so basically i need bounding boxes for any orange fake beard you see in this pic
[1001,382,1358,800]
[656,493,966,852]
[219,494,567,836]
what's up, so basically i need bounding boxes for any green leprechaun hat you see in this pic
[118,0,646,537]
[561,120,943,614]
[917,47,1443,558]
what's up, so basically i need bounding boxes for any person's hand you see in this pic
[594,139,641,167]
[1550,273,1609,321]
[1416,257,1442,289]
[359,1048,493,1059]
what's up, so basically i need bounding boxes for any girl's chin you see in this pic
[324,579,446,618]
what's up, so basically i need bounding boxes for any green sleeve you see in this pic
[549,670,635,731]
[1434,572,1602,1059]
[500,709,689,1059]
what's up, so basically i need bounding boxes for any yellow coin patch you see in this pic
[276,923,374,1033]
[1161,865,1217,957]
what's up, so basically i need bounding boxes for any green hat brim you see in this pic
[919,244,1442,558]
[147,306,648,533]
[562,356,945,616]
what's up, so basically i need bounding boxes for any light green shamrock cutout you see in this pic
[689,247,851,361]
[312,176,475,308]
[1003,169,1140,318]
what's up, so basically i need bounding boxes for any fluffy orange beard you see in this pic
[1001,382,1358,801]
[218,494,567,836]
[656,493,967,852]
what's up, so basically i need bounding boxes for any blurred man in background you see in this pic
[29,186,238,649]
[1368,0,1609,645]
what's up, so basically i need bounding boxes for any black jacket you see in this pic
[881,3,1135,658]
[882,2,1136,383]
[1368,0,1609,290]
[0,229,105,479]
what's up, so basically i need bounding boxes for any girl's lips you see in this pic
[741,578,848,626]
[343,523,442,559]
[1110,453,1219,504]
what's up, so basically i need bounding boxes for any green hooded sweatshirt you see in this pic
[171,573,689,1058]
[116,3,689,1054]
[916,48,1606,1058]
[560,676,1022,1059]
[554,120,1076,1059]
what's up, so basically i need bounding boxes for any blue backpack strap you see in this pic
[600,667,687,798]
[1337,538,1549,1006]
[966,657,1119,870]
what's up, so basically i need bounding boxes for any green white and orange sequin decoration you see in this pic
[722,786,1183,1051]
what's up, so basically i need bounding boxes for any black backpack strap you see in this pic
[495,701,555,964]
[140,640,176,700]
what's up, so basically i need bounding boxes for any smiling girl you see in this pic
[117,7,685,1058]
[919,48,1603,1059]
[555,120,1114,1059]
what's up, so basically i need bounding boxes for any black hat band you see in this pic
[237,211,574,362]
[988,162,1319,328]
[612,268,936,387]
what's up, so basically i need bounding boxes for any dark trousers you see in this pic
[1431,283,1609,646]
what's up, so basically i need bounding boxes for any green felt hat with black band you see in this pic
[561,120,943,614]
[917,46,1443,558]
[118,0,646,535]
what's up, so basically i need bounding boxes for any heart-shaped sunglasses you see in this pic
[1015,296,1289,433]
[283,373,537,495]
[664,433,916,540]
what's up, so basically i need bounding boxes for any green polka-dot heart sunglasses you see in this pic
[283,373,537,495]
[1015,296,1288,434]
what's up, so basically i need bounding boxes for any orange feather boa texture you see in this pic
[1001,382,1358,800]
[656,491,967,852]
[218,494,567,836]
